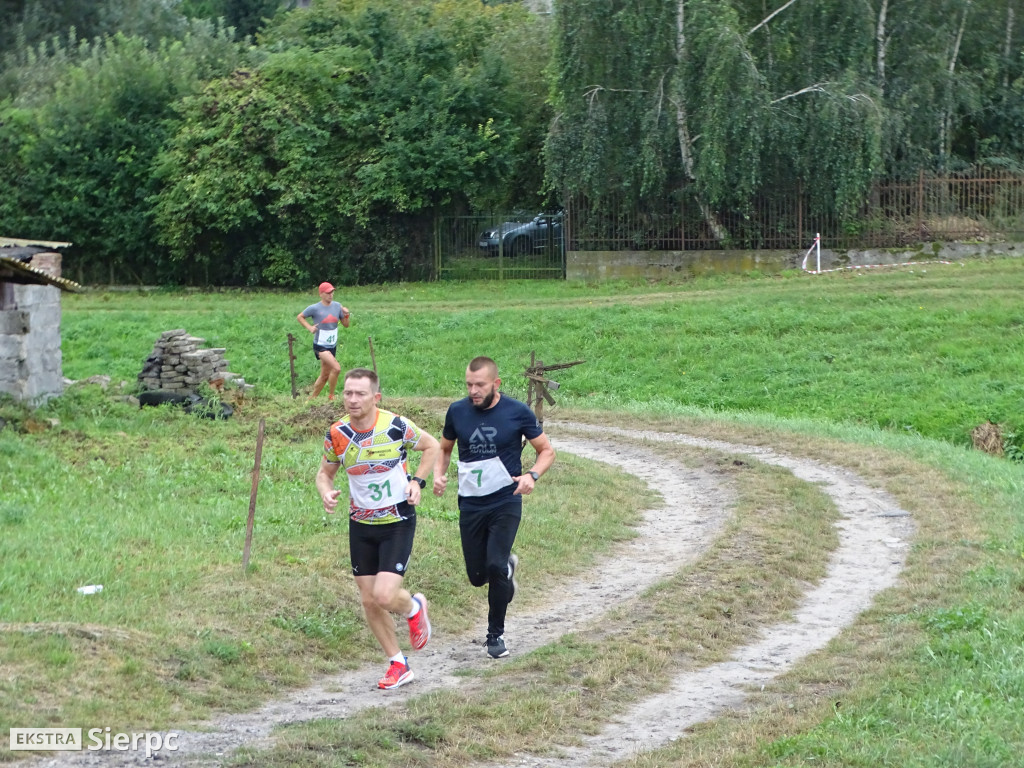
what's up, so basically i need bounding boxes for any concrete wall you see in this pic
[566,240,1024,281]
[0,284,64,402]
[568,248,795,281]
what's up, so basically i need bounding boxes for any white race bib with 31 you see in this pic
[347,465,408,508]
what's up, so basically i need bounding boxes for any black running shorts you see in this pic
[349,515,417,577]
[313,344,337,361]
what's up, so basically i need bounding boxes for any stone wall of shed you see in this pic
[0,284,64,402]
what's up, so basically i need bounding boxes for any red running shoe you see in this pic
[378,657,413,690]
[408,593,431,650]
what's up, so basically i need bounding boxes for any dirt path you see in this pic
[495,424,913,767]
[28,425,912,767]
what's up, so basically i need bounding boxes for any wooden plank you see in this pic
[533,359,586,372]
[242,418,266,571]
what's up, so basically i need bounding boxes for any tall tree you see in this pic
[545,0,1024,235]
[0,23,246,283]
[221,0,286,39]
[547,0,878,239]
[0,0,186,53]
[152,0,529,285]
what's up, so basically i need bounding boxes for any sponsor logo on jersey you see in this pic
[468,426,497,454]
[358,444,401,462]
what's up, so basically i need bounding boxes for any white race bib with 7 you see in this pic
[457,456,514,497]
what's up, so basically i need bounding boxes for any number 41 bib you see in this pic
[317,327,338,347]
[457,456,514,497]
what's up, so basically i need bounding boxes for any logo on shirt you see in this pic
[468,426,497,454]
[359,445,401,461]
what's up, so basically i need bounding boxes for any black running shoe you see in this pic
[485,634,509,659]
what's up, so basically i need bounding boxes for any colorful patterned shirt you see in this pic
[323,409,424,524]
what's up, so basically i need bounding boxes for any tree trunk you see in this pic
[748,0,802,36]
[939,1,971,166]
[673,0,729,243]
[1003,3,1015,89]
[876,0,889,93]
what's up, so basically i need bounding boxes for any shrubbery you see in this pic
[1,0,548,287]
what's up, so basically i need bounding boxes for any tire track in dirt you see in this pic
[27,426,911,767]
[497,425,913,767]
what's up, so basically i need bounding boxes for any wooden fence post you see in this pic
[287,333,298,398]
[918,169,925,234]
[242,418,265,572]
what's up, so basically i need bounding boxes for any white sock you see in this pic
[407,598,420,619]
[390,653,406,665]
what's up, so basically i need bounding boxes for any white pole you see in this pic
[815,233,821,273]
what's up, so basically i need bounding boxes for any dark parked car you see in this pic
[478,212,563,256]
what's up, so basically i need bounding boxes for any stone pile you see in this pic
[137,329,249,393]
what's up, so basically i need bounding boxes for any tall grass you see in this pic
[0,387,650,738]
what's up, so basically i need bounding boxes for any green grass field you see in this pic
[1,258,1023,766]
[58,259,1024,445]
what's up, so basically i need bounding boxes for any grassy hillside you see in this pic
[59,258,1024,445]
[1,258,1022,766]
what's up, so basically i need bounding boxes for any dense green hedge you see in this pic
[1,1,548,287]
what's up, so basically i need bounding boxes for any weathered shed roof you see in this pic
[0,237,72,249]
[0,253,84,293]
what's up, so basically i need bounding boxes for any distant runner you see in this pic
[316,368,440,689]
[297,281,350,401]
[433,356,555,658]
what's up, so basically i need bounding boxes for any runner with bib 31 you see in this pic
[317,368,440,689]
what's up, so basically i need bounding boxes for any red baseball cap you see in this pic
[318,282,335,293]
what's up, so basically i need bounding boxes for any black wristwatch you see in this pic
[412,476,426,489]
[528,470,539,482]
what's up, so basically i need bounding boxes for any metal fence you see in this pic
[434,212,565,280]
[434,170,1024,280]
[565,169,1024,253]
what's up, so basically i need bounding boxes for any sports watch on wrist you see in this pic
[412,476,426,489]
[528,470,539,482]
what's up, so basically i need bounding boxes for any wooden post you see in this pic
[534,358,544,429]
[242,418,265,572]
[797,178,804,249]
[286,333,298,399]
[918,169,925,235]
[368,336,377,375]
[527,350,536,410]
[522,354,586,429]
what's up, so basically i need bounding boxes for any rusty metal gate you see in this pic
[434,212,565,280]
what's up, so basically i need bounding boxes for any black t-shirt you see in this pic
[442,395,542,512]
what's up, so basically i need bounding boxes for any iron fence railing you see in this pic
[565,170,1024,253]
[434,211,565,281]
